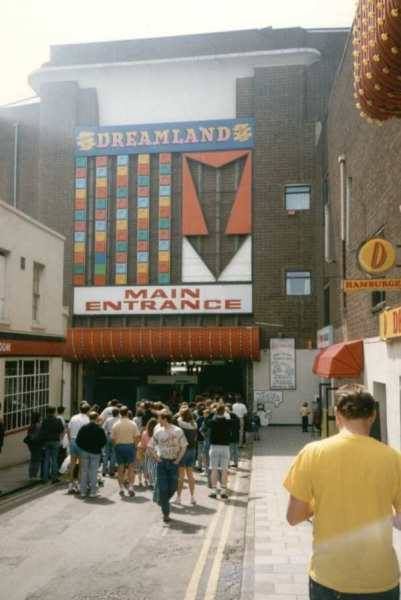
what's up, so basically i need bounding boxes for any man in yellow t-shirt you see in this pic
[284,384,401,599]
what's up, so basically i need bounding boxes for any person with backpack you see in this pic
[24,411,43,479]
[176,407,198,505]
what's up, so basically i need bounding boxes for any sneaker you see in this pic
[80,493,87,499]
[220,492,228,499]
[73,482,79,494]
[89,492,99,499]
[119,488,125,497]
[163,514,171,523]
[190,497,197,505]
[209,492,218,499]
[68,483,75,494]
[128,488,136,497]
[175,496,182,505]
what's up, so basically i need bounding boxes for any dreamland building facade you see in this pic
[0,27,348,432]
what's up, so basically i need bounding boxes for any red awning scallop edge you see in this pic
[64,327,260,362]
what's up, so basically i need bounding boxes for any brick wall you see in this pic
[324,36,401,342]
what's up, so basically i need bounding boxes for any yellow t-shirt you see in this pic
[284,431,401,594]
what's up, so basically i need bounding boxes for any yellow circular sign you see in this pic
[358,238,396,274]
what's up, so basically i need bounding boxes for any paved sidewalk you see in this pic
[0,462,33,495]
[242,426,401,600]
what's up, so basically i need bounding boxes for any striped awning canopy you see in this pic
[64,327,260,362]
[313,340,364,379]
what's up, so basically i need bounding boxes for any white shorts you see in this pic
[209,445,230,470]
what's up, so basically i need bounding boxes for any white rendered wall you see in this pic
[253,349,319,424]
[363,337,401,450]
[30,50,320,125]
[0,200,65,337]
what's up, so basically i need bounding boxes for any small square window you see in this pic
[285,185,311,211]
[286,271,311,296]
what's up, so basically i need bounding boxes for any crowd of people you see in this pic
[23,394,259,523]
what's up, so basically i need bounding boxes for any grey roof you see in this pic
[48,27,349,67]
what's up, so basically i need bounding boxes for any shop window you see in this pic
[3,359,50,432]
[32,262,44,323]
[372,291,386,311]
[285,185,311,211]
[286,271,311,296]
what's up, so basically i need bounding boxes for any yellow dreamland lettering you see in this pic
[126,131,137,146]
[199,127,215,142]
[139,131,152,146]
[111,132,125,147]
[154,130,170,144]
[97,132,111,148]
[184,128,199,144]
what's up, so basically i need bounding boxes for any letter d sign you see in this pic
[358,238,396,274]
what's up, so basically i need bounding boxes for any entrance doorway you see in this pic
[372,382,388,443]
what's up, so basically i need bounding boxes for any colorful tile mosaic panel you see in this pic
[136,154,150,284]
[73,156,87,286]
[115,155,129,285]
[158,153,172,284]
[94,156,108,286]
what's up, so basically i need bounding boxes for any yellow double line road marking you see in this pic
[184,469,242,600]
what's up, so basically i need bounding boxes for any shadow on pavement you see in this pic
[170,503,216,515]
[167,519,207,534]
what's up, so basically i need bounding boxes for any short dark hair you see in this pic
[112,408,120,417]
[80,403,90,414]
[335,384,376,420]
[57,406,65,415]
[111,399,118,406]
[216,405,226,416]
[120,406,129,417]
[47,406,56,416]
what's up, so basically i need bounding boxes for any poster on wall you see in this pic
[254,390,284,425]
[270,338,296,390]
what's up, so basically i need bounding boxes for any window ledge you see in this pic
[31,323,46,332]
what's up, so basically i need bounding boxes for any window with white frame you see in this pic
[3,359,50,432]
[32,262,44,323]
[286,271,312,296]
[285,185,311,211]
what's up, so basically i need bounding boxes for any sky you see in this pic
[0,0,356,105]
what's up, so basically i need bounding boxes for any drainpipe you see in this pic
[338,155,347,313]
[12,122,19,208]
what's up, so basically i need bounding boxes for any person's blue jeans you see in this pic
[309,579,399,600]
[156,459,178,516]
[230,443,239,466]
[102,439,116,475]
[42,441,60,482]
[80,450,101,496]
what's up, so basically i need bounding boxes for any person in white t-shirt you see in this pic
[232,397,248,446]
[67,403,90,493]
[99,399,119,423]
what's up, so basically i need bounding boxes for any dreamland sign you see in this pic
[75,118,255,156]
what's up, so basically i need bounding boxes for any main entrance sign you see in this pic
[75,118,255,156]
[74,285,253,315]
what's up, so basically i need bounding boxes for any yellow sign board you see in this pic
[358,238,396,274]
[343,279,401,293]
[380,306,401,341]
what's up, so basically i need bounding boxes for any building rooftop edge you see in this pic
[0,199,65,242]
